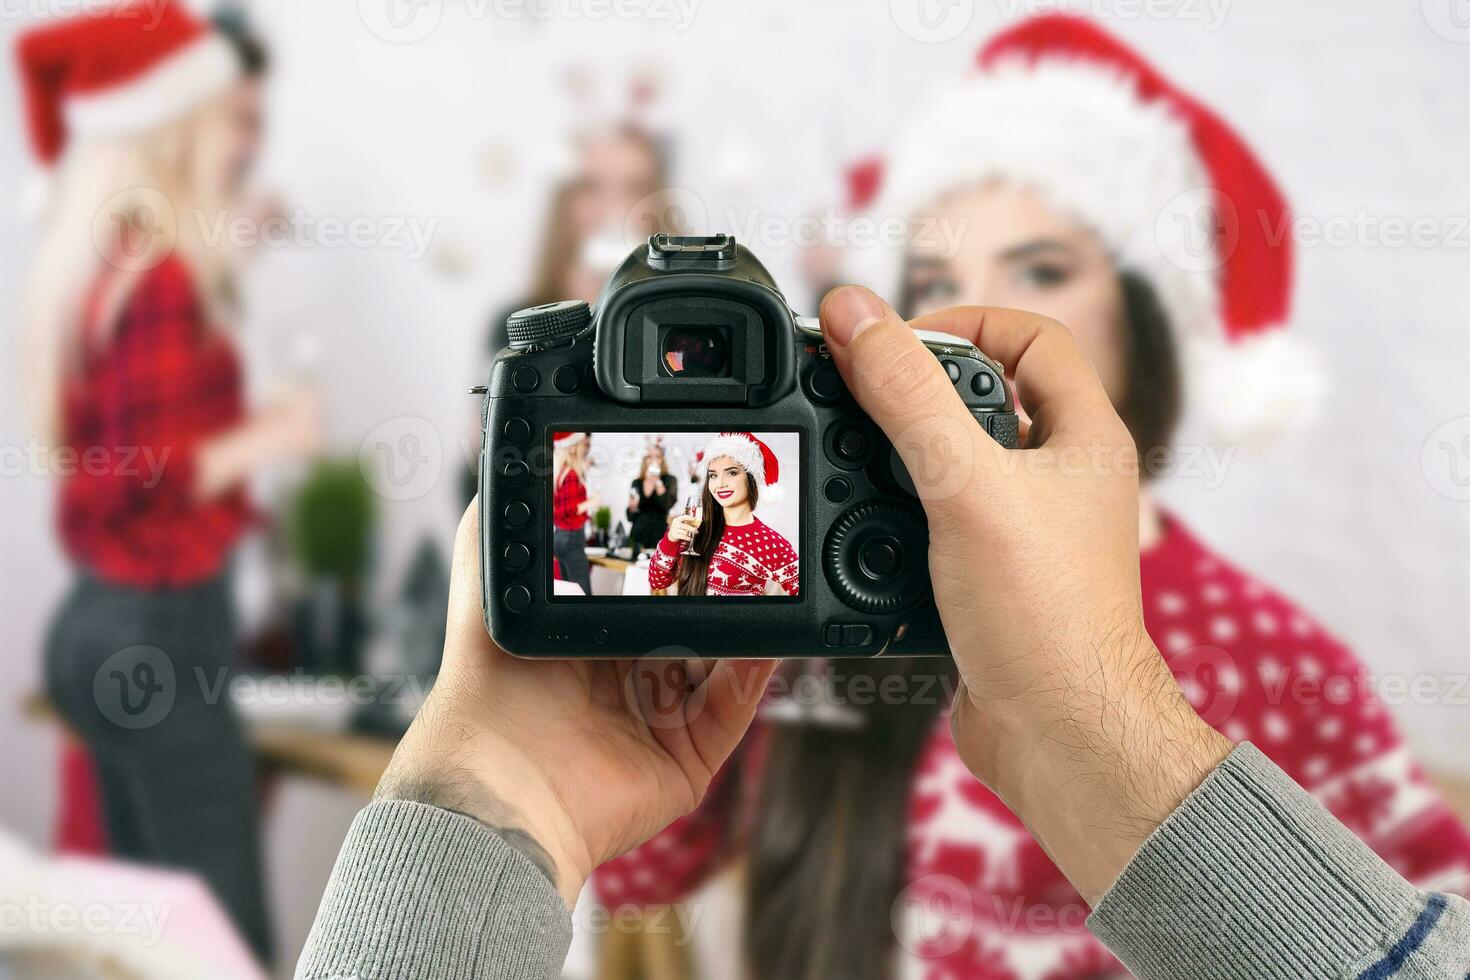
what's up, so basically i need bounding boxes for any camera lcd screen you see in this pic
[548,430,800,598]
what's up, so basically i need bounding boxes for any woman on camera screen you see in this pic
[647,432,798,597]
[626,444,679,553]
[552,432,598,595]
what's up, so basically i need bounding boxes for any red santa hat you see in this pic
[553,431,587,448]
[848,14,1323,449]
[15,2,240,207]
[700,432,784,503]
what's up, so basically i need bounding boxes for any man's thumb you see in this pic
[818,286,982,485]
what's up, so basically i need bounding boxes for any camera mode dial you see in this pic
[507,300,591,350]
[823,501,931,615]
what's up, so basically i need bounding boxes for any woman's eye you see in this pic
[1015,263,1072,290]
[908,278,958,307]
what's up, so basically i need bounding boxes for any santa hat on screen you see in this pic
[553,431,587,449]
[14,1,240,211]
[700,432,784,503]
[848,14,1323,448]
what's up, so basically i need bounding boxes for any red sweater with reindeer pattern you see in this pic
[596,513,1470,979]
[647,517,799,596]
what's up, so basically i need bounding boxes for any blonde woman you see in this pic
[552,431,598,594]
[18,6,317,964]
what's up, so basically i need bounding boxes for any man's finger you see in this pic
[444,497,502,669]
[819,286,1000,507]
[688,659,777,769]
[908,306,1123,449]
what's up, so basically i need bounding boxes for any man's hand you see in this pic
[819,286,1233,903]
[376,502,777,906]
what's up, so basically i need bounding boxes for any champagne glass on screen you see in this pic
[680,492,703,557]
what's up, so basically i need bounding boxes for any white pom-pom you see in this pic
[1187,329,1327,452]
[760,482,785,505]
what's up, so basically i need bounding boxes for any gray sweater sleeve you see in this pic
[1088,742,1470,979]
[294,799,572,980]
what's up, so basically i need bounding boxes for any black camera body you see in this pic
[479,235,1017,658]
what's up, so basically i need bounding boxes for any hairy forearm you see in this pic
[957,629,1233,904]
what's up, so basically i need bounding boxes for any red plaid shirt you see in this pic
[58,257,252,587]
[553,467,587,531]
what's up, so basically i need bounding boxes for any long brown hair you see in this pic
[671,472,758,597]
[525,125,673,307]
[741,271,1180,979]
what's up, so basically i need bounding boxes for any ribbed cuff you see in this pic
[295,800,572,980]
[1087,742,1424,980]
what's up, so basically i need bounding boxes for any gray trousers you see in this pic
[553,528,592,595]
[44,573,273,966]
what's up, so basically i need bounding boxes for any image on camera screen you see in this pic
[549,430,800,598]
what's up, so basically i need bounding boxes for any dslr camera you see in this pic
[478,235,1017,658]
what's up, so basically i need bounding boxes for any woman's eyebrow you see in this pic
[997,238,1077,262]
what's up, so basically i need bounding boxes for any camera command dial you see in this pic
[507,300,591,350]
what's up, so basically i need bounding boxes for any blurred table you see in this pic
[22,693,1470,815]
[588,553,662,596]
[23,694,397,797]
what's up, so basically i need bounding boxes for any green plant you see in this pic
[289,459,375,585]
[594,506,612,532]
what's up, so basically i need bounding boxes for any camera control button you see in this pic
[826,423,877,471]
[942,359,961,383]
[972,371,995,397]
[824,476,853,503]
[823,502,931,614]
[512,366,540,393]
[507,300,591,350]
[503,585,532,612]
[805,363,843,402]
[503,543,532,571]
[502,458,529,483]
[503,501,532,527]
[859,537,902,578]
[503,417,531,442]
[823,622,876,648]
[553,365,581,394]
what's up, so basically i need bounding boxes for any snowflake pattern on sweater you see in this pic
[647,517,799,596]
[596,514,1470,980]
